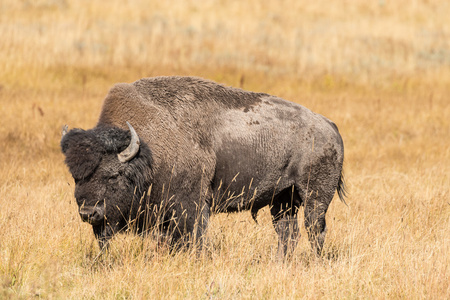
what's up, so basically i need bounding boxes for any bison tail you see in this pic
[337,170,348,206]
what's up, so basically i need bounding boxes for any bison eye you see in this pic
[107,174,119,183]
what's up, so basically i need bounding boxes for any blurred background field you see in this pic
[0,0,449,298]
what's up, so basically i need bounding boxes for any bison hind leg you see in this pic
[270,186,302,259]
[300,162,343,256]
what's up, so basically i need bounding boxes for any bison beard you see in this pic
[61,76,346,258]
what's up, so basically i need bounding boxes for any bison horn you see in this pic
[118,122,140,163]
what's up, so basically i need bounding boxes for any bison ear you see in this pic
[61,129,103,179]
[61,127,81,154]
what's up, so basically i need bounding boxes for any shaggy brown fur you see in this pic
[61,76,345,256]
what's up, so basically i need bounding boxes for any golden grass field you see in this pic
[1,0,449,298]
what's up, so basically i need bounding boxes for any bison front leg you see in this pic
[191,199,210,251]
[161,197,211,253]
[92,223,116,250]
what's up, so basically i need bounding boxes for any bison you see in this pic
[61,76,346,257]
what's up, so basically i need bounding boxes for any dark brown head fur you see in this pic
[61,125,153,246]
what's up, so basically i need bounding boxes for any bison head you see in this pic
[61,122,153,248]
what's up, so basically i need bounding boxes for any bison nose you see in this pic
[79,206,104,225]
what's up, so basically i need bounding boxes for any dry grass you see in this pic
[1,0,449,298]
